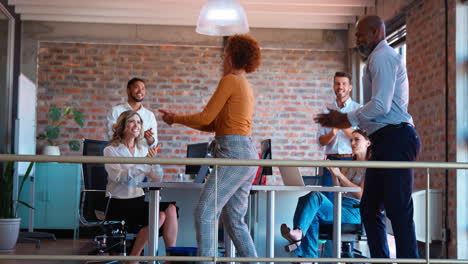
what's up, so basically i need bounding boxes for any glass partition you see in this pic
[0,4,14,153]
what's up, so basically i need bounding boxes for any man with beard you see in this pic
[107,77,158,147]
[315,16,421,262]
[317,72,361,201]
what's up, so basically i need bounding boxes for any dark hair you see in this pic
[225,34,261,73]
[352,129,372,160]
[127,77,145,88]
[334,72,352,83]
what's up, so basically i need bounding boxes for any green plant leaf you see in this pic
[73,110,85,127]
[16,200,34,210]
[0,161,15,218]
[49,104,61,122]
[69,141,81,151]
[63,107,72,116]
[18,162,34,199]
[46,125,59,141]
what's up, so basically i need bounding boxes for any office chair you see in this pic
[318,204,367,262]
[312,164,367,261]
[80,139,135,260]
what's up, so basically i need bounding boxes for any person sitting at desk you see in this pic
[159,34,261,263]
[280,129,370,258]
[104,110,178,260]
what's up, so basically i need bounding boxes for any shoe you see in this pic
[280,224,303,252]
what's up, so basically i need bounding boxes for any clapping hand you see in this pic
[144,128,155,145]
[147,143,162,158]
[158,109,175,125]
[314,108,352,129]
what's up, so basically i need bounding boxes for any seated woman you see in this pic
[280,129,370,258]
[104,110,178,259]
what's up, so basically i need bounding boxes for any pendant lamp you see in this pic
[196,0,249,36]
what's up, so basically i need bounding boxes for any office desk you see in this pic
[139,182,360,263]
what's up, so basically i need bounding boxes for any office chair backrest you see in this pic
[82,139,109,222]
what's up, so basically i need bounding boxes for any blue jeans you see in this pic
[292,192,361,258]
[322,156,352,201]
[360,123,421,262]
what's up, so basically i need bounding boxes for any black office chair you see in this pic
[302,167,365,260]
[318,204,367,261]
[80,139,134,260]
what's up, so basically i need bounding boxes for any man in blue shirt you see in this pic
[315,16,421,261]
[317,72,361,200]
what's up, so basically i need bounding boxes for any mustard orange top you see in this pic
[173,74,254,136]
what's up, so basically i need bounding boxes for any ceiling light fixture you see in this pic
[196,0,249,36]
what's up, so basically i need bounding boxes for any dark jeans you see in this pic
[360,123,421,262]
[322,155,352,201]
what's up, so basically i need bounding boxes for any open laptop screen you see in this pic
[279,167,305,186]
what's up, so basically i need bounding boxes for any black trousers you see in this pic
[107,196,177,234]
[360,123,421,262]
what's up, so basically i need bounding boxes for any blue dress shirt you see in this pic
[348,40,414,135]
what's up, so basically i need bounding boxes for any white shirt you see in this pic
[317,98,362,155]
[107,103,158,147]
[104,144,163,199]
[348,40,414,135]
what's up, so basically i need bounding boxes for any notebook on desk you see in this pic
[279,167,306,186]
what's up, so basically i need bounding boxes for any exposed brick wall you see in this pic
[36,42,346,182]
[405,0,457,258]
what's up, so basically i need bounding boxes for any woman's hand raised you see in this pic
[147,143,162,158]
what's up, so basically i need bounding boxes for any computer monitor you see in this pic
[185,142,209,175]
[260,139,272,175]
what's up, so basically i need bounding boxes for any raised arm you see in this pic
[318,128,338,146]
[143,113,158,147]
[172,75,236,127]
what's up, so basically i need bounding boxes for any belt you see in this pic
[327,154,353,158]
[371,122,414,137]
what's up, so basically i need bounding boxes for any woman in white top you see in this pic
[104,110,178,259]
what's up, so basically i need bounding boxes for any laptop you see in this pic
[279,167,305,186]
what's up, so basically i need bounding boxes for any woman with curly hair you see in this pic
[159,34,261,262]
[104,110,178,261]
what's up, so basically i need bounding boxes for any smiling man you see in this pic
[107,77,158,147]
[317,72,362,201]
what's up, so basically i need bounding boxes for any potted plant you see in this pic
[0,160,34,252]
[36,104,85,155]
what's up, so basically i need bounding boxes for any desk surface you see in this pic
[139,181,360,192]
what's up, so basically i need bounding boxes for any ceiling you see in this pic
[8,0,375,30]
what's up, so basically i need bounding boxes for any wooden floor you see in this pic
[1,236,397,264]
[0,239,95,264]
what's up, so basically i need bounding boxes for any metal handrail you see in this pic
[1,255,468,263]
[1,154,468,169]
[1,153,467,264]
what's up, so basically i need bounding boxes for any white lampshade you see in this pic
[196,0,249,36]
